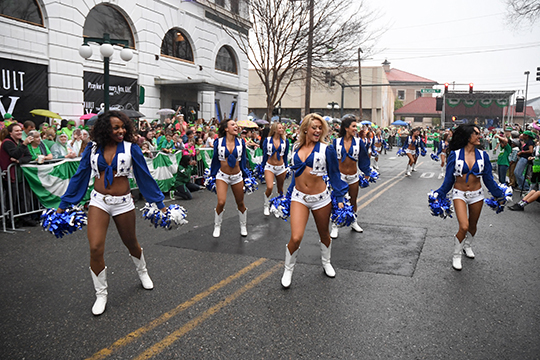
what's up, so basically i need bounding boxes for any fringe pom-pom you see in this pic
[372,150,378,157]
[243,174,258,194]
[431,153,440,162]
[41,206,87,238]
[359,176,370,188]
[368,169,379,183]
[204,176,217,193]
[285,167,291,180]
[484,183,512,214]
[330,196,357,227]
[420,148,427,157]
[254,163,266,183]
[269,194,291,221]
[427,190,453,219]
[396,149,406,157]
[140,203,188,229]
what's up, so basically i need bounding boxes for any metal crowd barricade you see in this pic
[0,170,13,233]
[4,163,46,231]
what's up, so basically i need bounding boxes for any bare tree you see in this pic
[226,0,380,119]
[506,0,540,24]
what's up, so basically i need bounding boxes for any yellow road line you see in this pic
[87,258,268,360]
[133,262,283,360]
[358,161,423,210]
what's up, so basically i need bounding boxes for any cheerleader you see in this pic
[330,114,371,238]
[260,122,289,215]
[434,124,505,271]
[281,113,348,288]
[372,129,386,170]
[58,111,165,315]
[437,132,450,179]
[209,119,250,238]
[401,127,426,176]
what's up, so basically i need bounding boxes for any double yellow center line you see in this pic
[87,259,281,360]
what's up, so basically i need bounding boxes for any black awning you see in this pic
[154,78,247,92]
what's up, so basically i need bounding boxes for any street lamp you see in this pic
[79,33,132,111]
[524,71,530,124]
[327,101,339,118]
[358,48,363,120]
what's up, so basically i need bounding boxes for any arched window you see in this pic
[0,0,43,26]
[83,4,135,48]
[161,29,194,62]
[215,46,237,74]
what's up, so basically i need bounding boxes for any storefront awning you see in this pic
[154,78,247,92]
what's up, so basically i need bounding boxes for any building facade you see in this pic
[0,0,250,125]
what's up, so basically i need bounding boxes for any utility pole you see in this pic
[304,0,314,117]
[358,48,363,120]
[524,71,530,123]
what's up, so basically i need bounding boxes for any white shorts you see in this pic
[340,172,359,185]
[89,189,135,217]
[452,188,484,205]
[374,146,382,153]
[264,163,287,176]
[291,187,331,210]
[216,170,243,186]
[405,149,416,155]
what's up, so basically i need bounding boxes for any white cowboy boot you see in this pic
[320,241,336,278]
[406,165,411,176]
[130,248,154,290]
[438,166,445,179]
[330,223,339,239]
[238,209,248,237]
[263,194,270,216]
[374,160,379,170]
[281,245,300,288]
[453,236,464,271]
[463,233,475,259]
[351,221,364,233]
[411,163,417,172]
[213,209,223,238]
[90,267,107,316]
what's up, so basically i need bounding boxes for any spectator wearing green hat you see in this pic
[514,131,536,191]
[59,120,76,139]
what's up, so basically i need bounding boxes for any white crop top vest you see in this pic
[90,141,133,179]
[335,137,360,161]
[265,137,287,158]
[217,137,243,162]
[453,148,484,177]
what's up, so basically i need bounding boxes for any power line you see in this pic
[387,12,505,30]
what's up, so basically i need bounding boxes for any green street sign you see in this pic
[421,88,441,94]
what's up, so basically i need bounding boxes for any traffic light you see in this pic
[330,75,335,87]
[536,67,540,81]
[324,71,331,84]
[452,116,456,122]
[444,83,449,94]
[469,83,473,94]
[436,96,443,111]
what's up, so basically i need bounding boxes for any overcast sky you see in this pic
[362,0,540,102]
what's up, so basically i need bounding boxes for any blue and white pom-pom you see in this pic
[243,172,258,194]
[372,150,378,157]
[203,168,217,193]
[431,153,440,162]
[427,190,453,219]
[484,183,512,214]
[359,176,370,188]
[269,193,291,221]
[141,203,188,229]
[41,206,87,238]
[420,148,427,157]
[384,143,389,150]
[285,167,292,180]
[368,168,379,183]
[254,163,266,183]
[330,196,357,227]
[396,149,406,156]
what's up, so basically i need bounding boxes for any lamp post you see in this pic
[327,102,339,118]
[358,47,363,120]
[524,71,530,124]
[79,33,133,111]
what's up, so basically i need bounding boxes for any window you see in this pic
[161,29,194,62]
[215,0,225,6]
[230,0,239,14]
[215,46,237,74]
[84,4,135,48]
[397,90,405,101]
[0,0,43,26]
[414,117,423,123]
[416,91,422,99]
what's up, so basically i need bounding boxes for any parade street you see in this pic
[1,152,539,360]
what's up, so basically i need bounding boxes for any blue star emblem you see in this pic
[120,168,124,172]
[122,197,126,202]
[121,159,125,164]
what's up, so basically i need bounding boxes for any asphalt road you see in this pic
[1,150,539,359]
